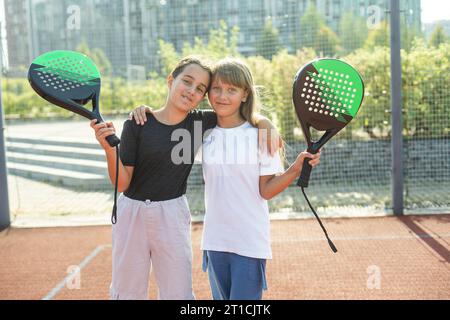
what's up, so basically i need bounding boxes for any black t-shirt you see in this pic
[120,109,217,201]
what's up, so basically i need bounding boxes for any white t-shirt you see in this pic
[200,121,284,259]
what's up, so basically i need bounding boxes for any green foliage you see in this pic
[403,41,450,137]
[2,79,57,118]
[316,25,341,57]
[158,20,240,76]
[195,20,239,59]
[76,42,112,76]
[3,22,449,140]
[1,76,167,118]
[345,47,391,138]
[256,20,282,59]
[157,40,179,77]
[298,3,324,50]
[298,3,340,57]
[339,12,368,54]
[364,19,423,52]
[429,24,450,48]
[364,22,389,49]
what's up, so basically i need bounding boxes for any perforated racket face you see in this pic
[293,59,364,132]
[28,50,101,119]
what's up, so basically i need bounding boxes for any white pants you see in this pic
[110,194,194,300]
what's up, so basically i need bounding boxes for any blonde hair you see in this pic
[212,58,260,126]
[213,58,287,163]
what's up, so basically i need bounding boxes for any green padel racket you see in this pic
[28,50,120,224]
[28,50,120,147]
[293,58,365,253]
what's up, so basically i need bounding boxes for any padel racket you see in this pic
[293,58,365,252]
[28,50,120,147]
[28,50,120,224]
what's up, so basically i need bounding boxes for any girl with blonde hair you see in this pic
[200,57,321,300]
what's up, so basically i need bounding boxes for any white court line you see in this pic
[41,233,450,299]
[42,244,112,300]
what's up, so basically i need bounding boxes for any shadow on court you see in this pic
[0,215,449,300]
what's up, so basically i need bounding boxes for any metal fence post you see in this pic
[390,0,404,215]
[0,71,10,230]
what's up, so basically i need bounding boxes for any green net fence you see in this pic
[0,0,449,224]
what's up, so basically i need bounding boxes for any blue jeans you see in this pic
[202,250,267,300]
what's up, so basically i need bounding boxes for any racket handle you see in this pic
[106,134,121,147]
[93,119,120,147]
[297,158,313,188]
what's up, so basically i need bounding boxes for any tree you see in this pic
[364,22,389,49]
[158,20,241,77]
[299,3,340,56]
[256,20,282,59]
[76,42,112,76]
[429,24,449,48]
[404,41,450,137]
[157,40,180,77]
[316,25,341,57]
[299,3,323,49]
[182,20,240,60]
[364,19,424,51]
[339,12,368,54]
[345,47,391,138]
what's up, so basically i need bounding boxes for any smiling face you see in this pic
[208,58,259,126]
[167,63,211,113]
[208,77,248,119]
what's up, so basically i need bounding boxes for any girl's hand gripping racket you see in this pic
[293,58,365,252]
[28,50,120,147]
[28,50,121,224]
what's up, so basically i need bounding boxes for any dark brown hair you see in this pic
[170,56,213,93]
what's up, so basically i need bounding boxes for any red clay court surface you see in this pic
[0,215,449,300]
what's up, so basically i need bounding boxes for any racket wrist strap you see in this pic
[301,187,338,253]
[111,146,119,225]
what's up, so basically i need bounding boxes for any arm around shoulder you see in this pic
[255,115,283,156]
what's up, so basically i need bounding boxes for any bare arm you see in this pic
[259,151,321,200]
[129,107,282,156]
[104,149,134,193]
[90,119,134,192]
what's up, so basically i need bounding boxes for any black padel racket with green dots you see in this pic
[28,50,120,224]
[293,58,365,253]
[28,50,120,147]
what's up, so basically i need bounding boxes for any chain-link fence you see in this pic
[0,0,449,223]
